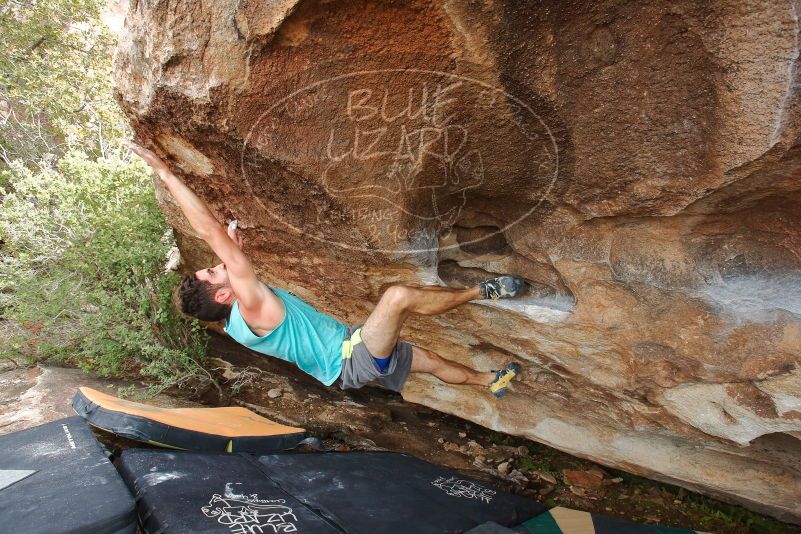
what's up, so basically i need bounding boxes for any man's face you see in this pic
[194,262,230,289]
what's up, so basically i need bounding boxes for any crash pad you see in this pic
[118,450,339,533]
[0,416,136,534]
[118,449,546,533]
[72,386,306,452]
[519,507,701,534]
[256,450,546,532]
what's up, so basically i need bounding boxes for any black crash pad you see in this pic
[118,448,545,534]
[257,451,545,533]
[0,416,136,534]
[117,450,340,533]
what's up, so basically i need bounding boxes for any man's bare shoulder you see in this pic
[237,283,286,335]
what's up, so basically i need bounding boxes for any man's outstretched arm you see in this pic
[126,142,271,312]
[127,142,221,240]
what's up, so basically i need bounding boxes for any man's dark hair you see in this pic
[178,274,232,322]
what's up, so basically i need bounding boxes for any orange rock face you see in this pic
[114,0,801,523]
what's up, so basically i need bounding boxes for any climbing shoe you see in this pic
[479,275,526,300]
[488,362,521,398]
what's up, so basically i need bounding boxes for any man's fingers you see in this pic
[125,141,143,154]
[125,141,155,160]
[125,142,172,177]
[227,220,244,249]
[230,230,244,250]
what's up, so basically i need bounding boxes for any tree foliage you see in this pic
[0,1,212,395]
[0,151,212,393]
[0,0,126,168]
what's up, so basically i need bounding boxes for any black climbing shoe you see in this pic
[488,362,521,398]
[479,275,526,300]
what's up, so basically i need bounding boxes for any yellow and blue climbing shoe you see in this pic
[479,275,527,300]
[488,362,521,398]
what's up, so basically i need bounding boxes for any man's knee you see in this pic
[380,285,413,312]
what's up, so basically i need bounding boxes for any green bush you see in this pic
[0,149,212,395]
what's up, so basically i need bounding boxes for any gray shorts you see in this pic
[338,323,414,392]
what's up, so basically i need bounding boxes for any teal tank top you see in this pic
[223,287,348,386]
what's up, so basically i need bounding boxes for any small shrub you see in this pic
[0,150,212,395]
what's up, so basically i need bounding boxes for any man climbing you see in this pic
[128,142,524,398]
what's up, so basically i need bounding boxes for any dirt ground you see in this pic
[1,331,798,533]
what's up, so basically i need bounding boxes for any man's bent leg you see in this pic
[410,345,495,386]
[399,284,482,315]
[361,284,480,357]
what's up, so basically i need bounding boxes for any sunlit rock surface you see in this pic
[114,0,801,523]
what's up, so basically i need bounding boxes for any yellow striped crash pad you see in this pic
[72,387,307,453]
[519,507,706,533]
